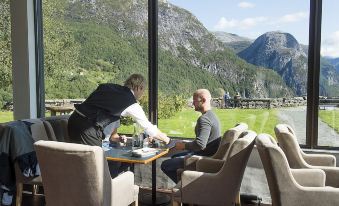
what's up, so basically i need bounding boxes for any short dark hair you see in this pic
[124,74,146,90]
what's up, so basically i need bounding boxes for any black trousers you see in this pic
[68,112,131,177]
[68,111,103,146]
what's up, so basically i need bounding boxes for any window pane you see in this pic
[0,0,13,123]
[158,0,309,144]
[318,0,339,147]
[42,0,148,134]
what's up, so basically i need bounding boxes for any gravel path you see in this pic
[277,107,339,146]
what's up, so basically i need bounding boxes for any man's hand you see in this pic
[175,141,186,150]
[119,135,127,143]
[159,132,170,144]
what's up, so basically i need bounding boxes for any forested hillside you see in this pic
[0,0,12,108]
[1,0,293,110]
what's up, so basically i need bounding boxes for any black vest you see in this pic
[75,84,137,129]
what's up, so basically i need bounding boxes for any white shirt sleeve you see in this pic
[121,103,158,137]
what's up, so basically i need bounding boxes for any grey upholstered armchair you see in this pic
[256,133,339,206]
[275,124,339,187]
[183,122,248,171]
[34,141,138,206]
[172,130,256,206]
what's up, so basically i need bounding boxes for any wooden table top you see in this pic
[105,147,169,164]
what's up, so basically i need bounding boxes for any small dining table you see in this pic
[105,146,170,206]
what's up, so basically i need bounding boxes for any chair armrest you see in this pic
[291,168,325,187]
[181,170,205,188]
[184,155,203,170]
[315,167,339,188]
[196,158,224,173]
[303,153,336,167]
[111,171,137,205]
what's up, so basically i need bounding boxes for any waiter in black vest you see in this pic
[68,73,170,146]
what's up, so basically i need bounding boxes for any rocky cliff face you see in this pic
[239,31,308,95]
[64,0,292,98]
[212,31,252,53]
[238,31,339,96]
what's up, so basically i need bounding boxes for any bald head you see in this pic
[193,89,212,112]
[194,89,211,101]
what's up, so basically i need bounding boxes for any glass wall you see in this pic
[0,0,13,123]
[158,0,309,142]
[318,0,339,147]
[42,0,148,134]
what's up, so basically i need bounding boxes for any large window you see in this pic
[0,0,13,123]
[42,0,148,133]
[158,0,310,142]
[318,0,339,147]
[34,0,337,148]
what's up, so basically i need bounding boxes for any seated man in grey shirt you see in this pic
[161,89,221,183]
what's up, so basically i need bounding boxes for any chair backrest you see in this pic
[34,141,112,206]
[43,115,70,142]
[22,119,57,142]
[274,124,308,168]
[256,134,298,206]
[215,130,256,205]
[212,122,248,160]
[182,130,256,205]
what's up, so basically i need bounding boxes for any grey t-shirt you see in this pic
[185,110,221,156]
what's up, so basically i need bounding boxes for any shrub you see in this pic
[121,92,187,126]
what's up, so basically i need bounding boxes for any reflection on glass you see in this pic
[158,0,309,143]
[318,0,339,147]
[0,0,13,123]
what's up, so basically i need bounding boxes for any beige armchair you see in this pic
[183,122,248,171]
[172,130,256,206]
[256,133,339,206]
[274,124,339,187]
[34,140,138,206]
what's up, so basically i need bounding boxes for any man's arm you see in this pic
[121,103,170,144]
[185,116,212,152]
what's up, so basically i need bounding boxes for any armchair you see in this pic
[172,130,256,206]
[34,141,138,206]
[256,133,339,206]
[274,124,339,187]
[183,122,248,171]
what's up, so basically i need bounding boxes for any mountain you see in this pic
[212,31,252,53]
[238,31,307,95]
[320,58,339,96]
[238,31,339,97]
[324,57,339,73]
[41,0,293,99]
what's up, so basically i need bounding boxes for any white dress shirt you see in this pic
[103,90,158,140]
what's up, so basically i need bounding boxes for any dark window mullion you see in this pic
[34,0,45,118]
[306,0,322,148]
[148,0,158,125]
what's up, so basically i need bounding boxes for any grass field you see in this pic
[0,111,14,123]
[319,110,339,133]
[1,109,337,139]
[119,108,279,137]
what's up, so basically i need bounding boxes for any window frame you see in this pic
[33,0,336,149]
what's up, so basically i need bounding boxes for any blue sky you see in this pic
[168,0,339,57]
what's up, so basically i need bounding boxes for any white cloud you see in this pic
[214,16,267,30]
[321,31,339,57]
[278,12,308,23]
[238,2,255,8]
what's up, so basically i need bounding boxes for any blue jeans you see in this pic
[161,151,193,183]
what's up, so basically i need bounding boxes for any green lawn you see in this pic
[10,108,338,138]
[0,111,14,123]
[319,110,339,133]
[120,108,279,137]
